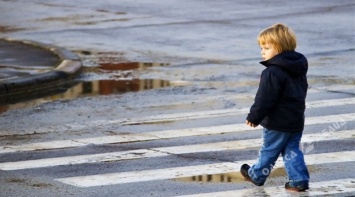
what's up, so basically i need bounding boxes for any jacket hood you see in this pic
[260,51,308,76]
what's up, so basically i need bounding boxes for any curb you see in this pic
[0,38,83,97]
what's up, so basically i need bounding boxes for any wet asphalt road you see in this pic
[0,0,354,196]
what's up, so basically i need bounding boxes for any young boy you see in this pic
[240,23,310,192]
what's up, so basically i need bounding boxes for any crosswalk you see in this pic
[1,92,355,196]
[55,151,355,187]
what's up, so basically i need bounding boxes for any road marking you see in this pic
[0,129,353,171]
[55,151,355,187]
[0,149,169,171]
[1,112,354,154]
[120,97,355,125]
[53,96,354,130]
[122,93,255,109]
[175,178,355,197]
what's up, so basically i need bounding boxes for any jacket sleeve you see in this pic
[246,67,283,125]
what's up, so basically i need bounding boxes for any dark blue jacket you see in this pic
[246,51,308,132]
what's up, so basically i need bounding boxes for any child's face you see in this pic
[260,43,279,61]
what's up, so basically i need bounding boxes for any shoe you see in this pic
[240,164,263,186]
[285,182,309,192]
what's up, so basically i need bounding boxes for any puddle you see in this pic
[71,60,173,97]
[0,60,183,114]
[173,166,317,183]
[0,78,174,113]
[71,61,173,97]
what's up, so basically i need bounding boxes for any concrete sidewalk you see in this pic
[0,38,82,98]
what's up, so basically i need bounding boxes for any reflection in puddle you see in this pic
[60,61,172,97]
[174,172,245,183]
[99,61,170,71]
[60,78,171,97]
[173,166,317,183]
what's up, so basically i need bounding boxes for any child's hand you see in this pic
[246,120,258,128]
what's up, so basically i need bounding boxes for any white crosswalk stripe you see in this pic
[121,97,355,125]
[55,151,355,187]
[62,96,355,128]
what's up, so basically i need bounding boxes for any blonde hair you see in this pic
[258,23,297,53]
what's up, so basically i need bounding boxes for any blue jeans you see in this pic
[248,128,309,187]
